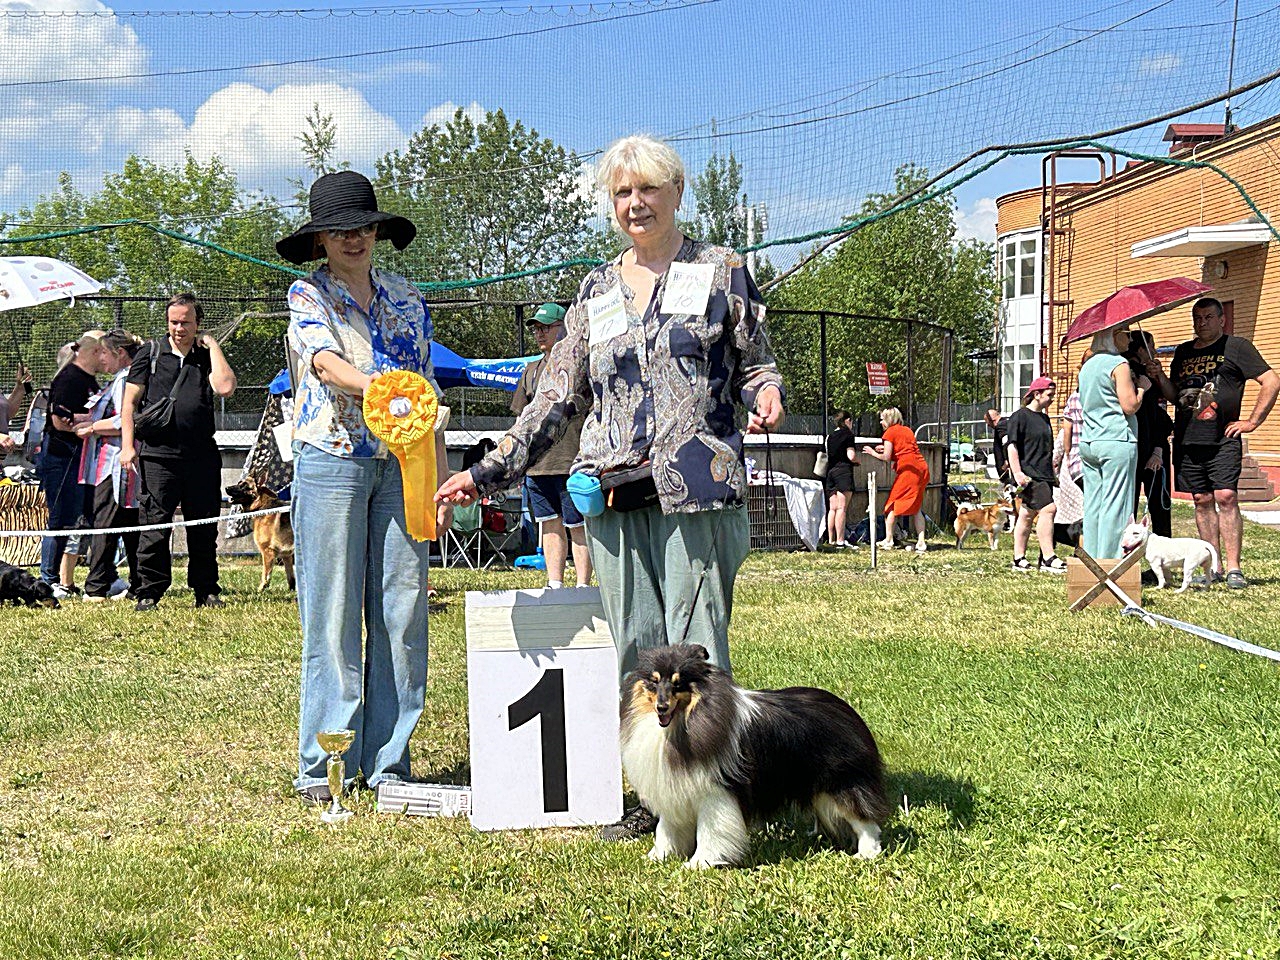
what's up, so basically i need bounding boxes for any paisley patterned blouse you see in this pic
[287,265,438,459]
[471,238,783,513]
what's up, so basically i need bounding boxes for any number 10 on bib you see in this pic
[466,588,623,831]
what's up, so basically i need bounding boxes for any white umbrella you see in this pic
[0,255,103,310]
[0,255,104,365]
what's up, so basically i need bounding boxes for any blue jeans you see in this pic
[292,445,431,792]
[37,451,85,584]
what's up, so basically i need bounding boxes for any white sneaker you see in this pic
[50,583,74,600]
[876,539,895,550]
[914,542,928,553]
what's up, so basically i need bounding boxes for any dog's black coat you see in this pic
[625,644,892,829]
[0,562,59,607]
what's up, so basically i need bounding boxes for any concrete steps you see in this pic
[1239,455,1277,503]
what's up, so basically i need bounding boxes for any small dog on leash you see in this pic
[1119,516,1219,592]
[226,476,294,592]
[954,499,1013,550]
[619,644,892,869]
[0,562,59,607]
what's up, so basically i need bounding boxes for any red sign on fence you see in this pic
[866,362,891,395]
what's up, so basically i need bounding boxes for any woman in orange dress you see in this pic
[862,407,930,552]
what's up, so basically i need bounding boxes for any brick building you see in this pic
[996,116,1280,497]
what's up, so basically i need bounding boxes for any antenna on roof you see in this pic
[1225,0,1241,132]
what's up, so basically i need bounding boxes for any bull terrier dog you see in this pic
[1119,516,1219,593]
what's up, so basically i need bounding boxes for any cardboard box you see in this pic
[1066,557,1143,609]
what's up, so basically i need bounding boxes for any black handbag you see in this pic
[601,463,659,512]
[133,340,188,442]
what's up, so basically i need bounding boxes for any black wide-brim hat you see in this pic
[275,170,417,265]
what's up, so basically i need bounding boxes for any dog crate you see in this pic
[746,483,806,551]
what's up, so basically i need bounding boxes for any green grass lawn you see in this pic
[2,506,1279,959]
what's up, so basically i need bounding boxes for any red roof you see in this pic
[1162,123,1227,142]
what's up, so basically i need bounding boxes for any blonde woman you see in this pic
[436,133,784,842]
[39,330,104,596]
[862,407,929,552]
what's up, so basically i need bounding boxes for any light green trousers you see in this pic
[1080,438,1137,559]
[586,504,750,680]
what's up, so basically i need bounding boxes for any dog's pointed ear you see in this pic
[692,644,710,661]
[1142,513,1151,529]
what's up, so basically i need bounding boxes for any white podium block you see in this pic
[466,588,623,831]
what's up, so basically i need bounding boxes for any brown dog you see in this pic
[954,499,1013,550]
[227,476,295,591]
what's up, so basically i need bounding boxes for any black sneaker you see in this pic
[135,598,159,612]
[195,595,226,609]
[599,804,657,841]
[299,784,333,806]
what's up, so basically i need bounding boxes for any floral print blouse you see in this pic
[288,265,438,459]
[471,238,783,513]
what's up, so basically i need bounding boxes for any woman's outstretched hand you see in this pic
[435,469,479,506]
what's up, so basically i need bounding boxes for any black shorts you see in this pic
[1174,440,1242,494]
[1020,478,1055,512]
[826,464,854,494]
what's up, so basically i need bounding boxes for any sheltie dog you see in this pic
[619,644,891,869]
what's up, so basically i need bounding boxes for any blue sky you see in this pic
[3,0,1278,255]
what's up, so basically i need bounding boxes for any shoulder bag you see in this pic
[133,340,189,442]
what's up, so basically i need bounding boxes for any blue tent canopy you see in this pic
[268,342,538,395]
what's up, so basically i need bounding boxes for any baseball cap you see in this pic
[1023,376,1056,401]
[526,303,566,327]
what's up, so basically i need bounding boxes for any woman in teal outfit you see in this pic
[1078,325,1150,557]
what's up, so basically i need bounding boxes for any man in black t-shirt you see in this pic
[1147,298,1278,589]
[120,293,238,610]
[1004,377,1066,574]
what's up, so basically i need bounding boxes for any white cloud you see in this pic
[955,196,997,243]
[186,82,405,183]
[419,100,486,131]
[0,0,147,83]
[0,94,185,162]
[1138,53,1181,77]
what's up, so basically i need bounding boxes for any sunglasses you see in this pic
[326,225,378,241]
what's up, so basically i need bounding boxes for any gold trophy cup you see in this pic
[316,728,356,824]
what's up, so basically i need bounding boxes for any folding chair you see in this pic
[441,500,521,569]
[441,502,484,569]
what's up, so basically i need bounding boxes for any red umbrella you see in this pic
[1059,277,1212,348]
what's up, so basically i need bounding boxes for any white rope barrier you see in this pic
[0,504,290,540]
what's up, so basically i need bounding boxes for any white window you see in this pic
[1001,236,1038,299]
[1000,343,1038,412]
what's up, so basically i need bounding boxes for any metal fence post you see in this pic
[819,311,828,439]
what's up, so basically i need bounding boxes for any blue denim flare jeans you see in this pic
[292,444,432,793]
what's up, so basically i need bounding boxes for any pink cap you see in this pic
[1023,376,1056,401]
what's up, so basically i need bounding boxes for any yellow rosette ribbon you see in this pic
[363,370,440,541]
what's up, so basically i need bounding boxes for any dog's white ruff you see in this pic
[621,687,757,868]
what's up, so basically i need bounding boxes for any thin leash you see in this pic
[677,419,772,646]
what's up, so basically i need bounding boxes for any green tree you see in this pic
[690,144,772,283]
[770,164,997,419]
[297,103,343,178]
[374,108,596,358]
[693,148,746,247]
[0,154,291,388]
